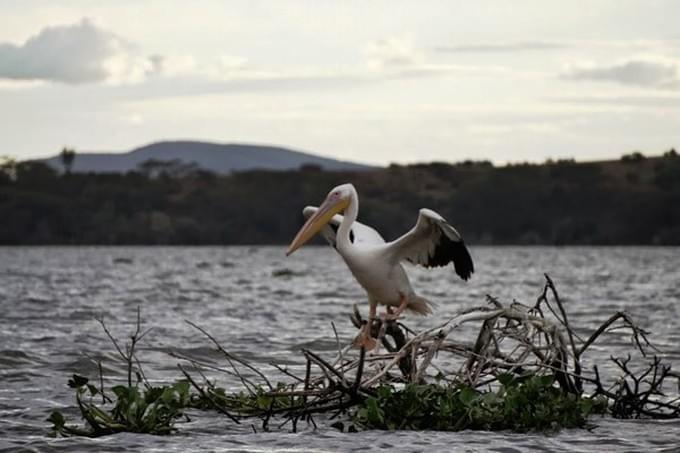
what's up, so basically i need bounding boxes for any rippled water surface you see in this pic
[1,246,679,452]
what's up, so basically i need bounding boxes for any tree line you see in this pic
[1,151,679,245]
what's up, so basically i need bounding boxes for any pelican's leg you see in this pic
[368,299,377,322]
[353,299,378,350]
[381,292,408,321]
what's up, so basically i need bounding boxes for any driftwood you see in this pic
[176,274,680,431]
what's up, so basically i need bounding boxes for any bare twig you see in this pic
[173,277,678,428]
[186,320,273,391]
[178,364,240,424]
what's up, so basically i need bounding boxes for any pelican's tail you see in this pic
[407,296,433,316]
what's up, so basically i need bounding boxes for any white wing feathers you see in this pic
[387,208,474,281]
[302,205,473,281]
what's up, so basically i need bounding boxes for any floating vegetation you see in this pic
[49,376,191,436]
[49,309,194,437]
[353,376,606,432]
[50,276,680,437]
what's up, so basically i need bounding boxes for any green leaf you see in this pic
[377,385,393,400]
[145,386,164,403]
[111,385,130,400]
[68,374,89,388]
[47,410,65,428]
[161,387,176,405]
[365,398,384,426]
[481,391,499,407]
[256,394,272,409]
[538,375,555,388]
[173,380,190,396]
[497,373,515,387]
[458,387,478,407]
[579,398,593,416]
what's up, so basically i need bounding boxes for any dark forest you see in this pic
[1,151,679,245]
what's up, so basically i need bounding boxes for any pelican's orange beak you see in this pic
[286,196,349,256]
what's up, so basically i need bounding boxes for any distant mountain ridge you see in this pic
[41,141,376,174]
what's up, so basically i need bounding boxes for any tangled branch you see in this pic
[176,275,679,430]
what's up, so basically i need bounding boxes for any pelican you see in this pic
[286,183,473,349]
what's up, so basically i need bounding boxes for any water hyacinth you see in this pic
[47,276,679,438]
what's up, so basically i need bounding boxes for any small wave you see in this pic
[0,350,43,366]
[272,268,305,278]
[113,257,134,264]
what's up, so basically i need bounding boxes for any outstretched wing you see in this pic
[386,208,473,281]
[302,205,385,248]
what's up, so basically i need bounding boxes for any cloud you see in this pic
[435,41,566,53]
[548,94,680,108]
[563,57,680,89]
[0,18,155,84]
[0,23,526,96]
[435,39,680,54]
[117,35,508,99]
[466,121,562,136]
[365,36,421,69]
[363,36,515,80]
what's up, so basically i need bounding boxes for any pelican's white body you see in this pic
[338,243,415,308]
[299,184,434,315]
[290,183,473,344]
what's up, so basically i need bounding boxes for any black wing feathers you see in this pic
[411,230,473,280]
[401,213,474,281]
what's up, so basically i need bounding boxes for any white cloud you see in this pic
[0,22,527,94]
[434,38,680,54]
[362,36,518,80]
[466,121,562,136]
[119,112,144,126]
[563,57,680,89]
[436,41,566,53]
[144,54,250,79]
[365,36,421,69]
[0,18,155,84]
[548,94,680,108]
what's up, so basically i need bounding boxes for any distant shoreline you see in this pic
[2,152,679,246]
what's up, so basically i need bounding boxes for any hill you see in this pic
[41,141,375,174]
[1,151,679,245]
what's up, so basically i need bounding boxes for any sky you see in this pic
[1,1,680,166]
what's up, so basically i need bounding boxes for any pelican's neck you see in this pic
[337,189,358,253]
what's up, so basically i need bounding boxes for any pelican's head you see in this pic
[286,183,354,256]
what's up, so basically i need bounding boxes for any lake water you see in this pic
[1,246,679,452]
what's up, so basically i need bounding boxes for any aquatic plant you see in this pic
[48,309,193,437]
[353,376,606,432]
[48,376,191,436]
[50,276,680,437]
[175,275,679,431]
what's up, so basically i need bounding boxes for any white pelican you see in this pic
[286,183,473,349]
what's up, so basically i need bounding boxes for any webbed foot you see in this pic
[352,328,377,350]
